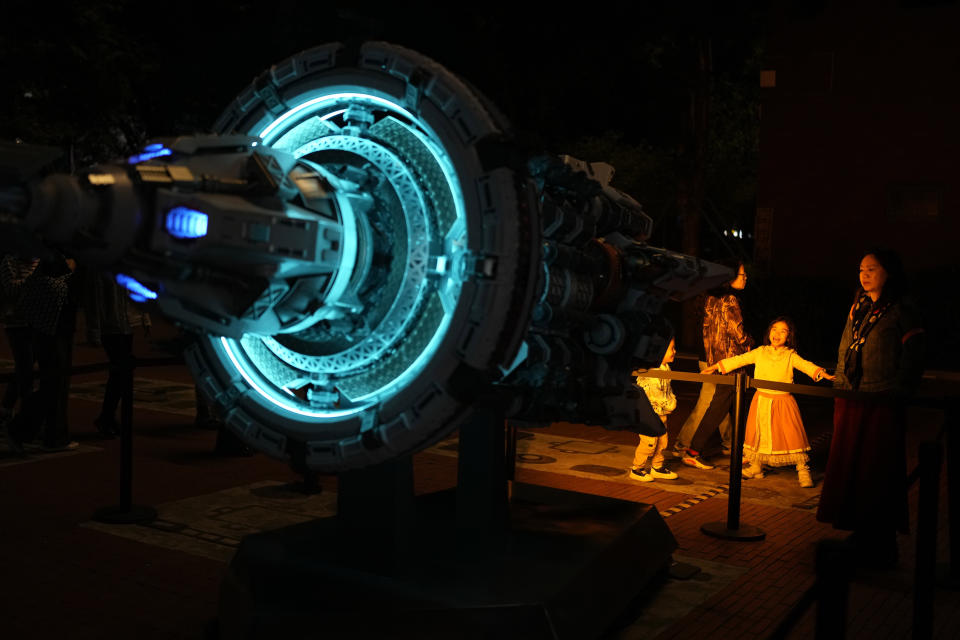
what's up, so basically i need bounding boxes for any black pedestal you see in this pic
[216,482,676,640]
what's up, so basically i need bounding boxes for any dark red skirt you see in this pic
[816,397,908,533]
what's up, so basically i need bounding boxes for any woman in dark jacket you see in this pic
[816,248,924,567]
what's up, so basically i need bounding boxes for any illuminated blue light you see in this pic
[165,206,209,239]
[144,143,164,151]
[257,94,417,144]
[127,147,172,164]
[220,337,369,419]
[115,273,158,300]
[222,88,469,418]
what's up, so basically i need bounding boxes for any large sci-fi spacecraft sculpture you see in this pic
[0,42,731,472]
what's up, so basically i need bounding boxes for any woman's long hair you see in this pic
[861,247,906,305]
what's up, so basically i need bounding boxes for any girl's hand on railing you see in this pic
[821,371,836,382]
[702,364,720,375]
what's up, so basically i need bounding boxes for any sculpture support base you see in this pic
[217,482,676,639]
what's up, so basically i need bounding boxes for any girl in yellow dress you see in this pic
[703,317,835,487]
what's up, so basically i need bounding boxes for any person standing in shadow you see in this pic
[84,270,151,437]
[1,254,39,454]
[4,251,77,453]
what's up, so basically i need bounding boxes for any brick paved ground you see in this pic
[1,320,958,639]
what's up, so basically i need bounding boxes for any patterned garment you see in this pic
[702,293,753,366]
[841,293,892,389]
[1,254,70,335]
[834,297,924,393]
[0,256,38,325]
[20,272,69,335]
[635,364,677,416]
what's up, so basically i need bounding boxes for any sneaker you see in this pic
[682,454,715,470]
[628,467,654,482]
[39,441,79,453]
[798,468,814,488]
[651,466,678,480]
[742,463,764,479]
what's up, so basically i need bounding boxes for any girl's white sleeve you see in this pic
[718,349,757,374]
[791,352,825,381]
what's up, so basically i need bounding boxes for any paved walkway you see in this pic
[0,323,958,639]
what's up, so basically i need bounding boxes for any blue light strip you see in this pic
[220,337,368,419]
[127,147,172,164]
[165,206,209,239]
[257,94,416,144]
[115,273,158,300]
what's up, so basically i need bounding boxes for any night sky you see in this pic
[0,3,762,142]
[3,2,956,365]
[0,1,765,247]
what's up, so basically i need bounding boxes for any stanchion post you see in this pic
[92,357,157,525]
[119,357,133,510]
[914,441,942,639]
[700,371,765,541]
[945,406,960,588]
[505,421,518,501]
[726,370,747,530]
[456,400,509,555]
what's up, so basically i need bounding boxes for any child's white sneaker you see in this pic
[798,468,814,488]
[629,467,654,482]
[651,466,678,480]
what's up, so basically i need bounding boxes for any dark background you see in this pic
[0,1,764,251]
[1,1,955,369]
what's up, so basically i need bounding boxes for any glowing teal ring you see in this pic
[229,89,468,417]
[221,336,370,419]
[257,93,419,144]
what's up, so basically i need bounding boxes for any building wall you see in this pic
[757,0,960,278]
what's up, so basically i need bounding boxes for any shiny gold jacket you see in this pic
[703,293,753,366]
